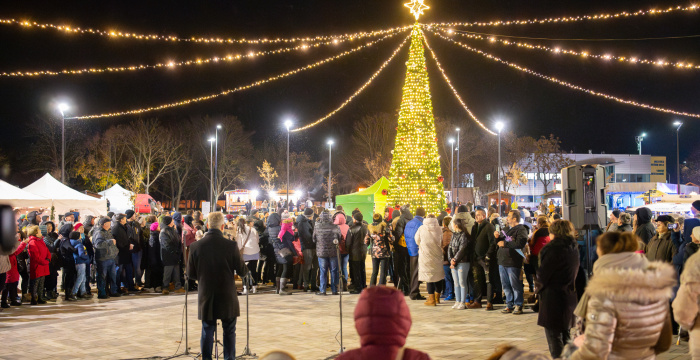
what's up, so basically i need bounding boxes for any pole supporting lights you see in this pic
[327,139,334,209]
[495,122,504,215]
[635,133,646,155]
[208,138,215,212]
[449,138,455,210]
[58,103,69,184]
[455,127,460,205]
[215,124,221,209]
[674,121,683,194]
[285,119,292,208]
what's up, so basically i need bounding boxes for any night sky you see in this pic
[0,0,698,185]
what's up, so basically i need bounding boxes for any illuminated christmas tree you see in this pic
[387,23,446,214]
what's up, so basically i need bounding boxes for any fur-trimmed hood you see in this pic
[586,261,677,303]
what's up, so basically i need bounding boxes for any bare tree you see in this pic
[26,116,84,180]
[526,134,574,193]
[682,145,700,185]
[275,152,322,191]
[258,160,278,192]
[344,113,395,185]
[322,174,338,201]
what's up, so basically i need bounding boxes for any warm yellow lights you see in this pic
[67,32,404,120]
[436,28,700,71]
[429,3,698,27]
[430,31,700,119]
[405,0,430,20]
[292,35,411,132]
[0,17,410,45]
[421,33,496,135]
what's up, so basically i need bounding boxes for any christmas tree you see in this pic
[387,24,446,214]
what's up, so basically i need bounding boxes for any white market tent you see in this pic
[98,184,134,214]
[0,179,51,208]
[23,173,108,217]
[628,202,694,215]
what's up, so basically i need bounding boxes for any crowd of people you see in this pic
[2,198,700,360]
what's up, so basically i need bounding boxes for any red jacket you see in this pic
[5,241,27,283]
[28,236,51,279]
[336,286,431,360]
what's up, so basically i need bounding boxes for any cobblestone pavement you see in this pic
[0,280,691,360]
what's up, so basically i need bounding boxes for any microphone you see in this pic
[333,239,339,245]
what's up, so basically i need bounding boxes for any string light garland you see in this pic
[429,4,698,27]
[435,28,700,70]
[292,36,410,132]
[1,34,385,77]
[0,17,410,45]
[421,33,497,135]
[430,31,700,119]
[67,32,405,120]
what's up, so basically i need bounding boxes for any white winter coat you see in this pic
[673,250,700,360]
[415,217,444,283]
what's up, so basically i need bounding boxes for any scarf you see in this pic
[574,251,649,318]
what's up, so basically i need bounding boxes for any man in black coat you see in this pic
[494,210,528,314]
[346,212,368,294]
[470,208,501,309]
[297,208,317,292]
[634,207,656,245]
[188,212,247,360]
[111,214,133,293]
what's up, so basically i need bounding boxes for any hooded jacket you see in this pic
[391,208,412,248]
[568,261,675,360]
[404,216,424,257]
[296,213,315,250]
[672,250,700,359]
[335,286,430,360]
[313,212,342,258]
[70,237,91,265]
[346,218,369,262]
[635,207,657,245]
[265,212,282,252]
[160,224,181,266]
[415,217,443,283]
[334,213,350,255]
[28,235,51,279]
[274,220,296,264]
[147,222,162,266]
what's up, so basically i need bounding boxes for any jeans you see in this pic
[132,251,143,286]
[544,327,571,358]
[201,318,237,360]
[163,265,181,289]
[450,262,470,303]
[370,258,388,286]
[499,265,524,308]
[72,263,86,295]
[340,254,349,282]
[117,263,134,290]
[98,259,118,296]
[318,257,339,293]
[442,264,455,298]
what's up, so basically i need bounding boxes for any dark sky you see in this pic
[0,0,698,184]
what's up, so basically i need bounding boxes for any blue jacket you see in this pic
[403,216,424,257]
[70,237,90,265]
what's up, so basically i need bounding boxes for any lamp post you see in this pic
[635,133,646,155]
[215,124,221,200]
[456,127,460,205]
[285,120,292,208]
[58,103,69,184]
[495,122,504,215]
[327,139,334,209]
[449,138,455,211]
[208,138,215,212]
[674,121,683,194]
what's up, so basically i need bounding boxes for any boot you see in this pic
[22,293,32,303]
[342,278,348,292]
[423,294,436,306]
[279,278,292,295]
[435,292,441,304]
[275,277,281,295]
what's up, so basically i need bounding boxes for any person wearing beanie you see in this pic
[160,215,184,294]
[297,207,317,292]
[67,231,90,301]
[456,204,469,214]
[403,207,425,300]
[147,221,163,293]
[683,201,700,247]
[274,217,297,295]
[93,217,120,298]
[111,213,133,294]
[606,210,621,232]
[346,211,369,294]
[367,213,391,287]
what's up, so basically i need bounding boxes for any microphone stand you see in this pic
[334,239,344,355]
[165,235,198,359]
[236,271,258,359]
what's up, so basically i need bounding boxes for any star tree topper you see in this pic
[404,0,430,20]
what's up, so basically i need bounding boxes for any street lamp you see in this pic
[215,124,222,199]
[58,103,69,184]
[674,121,683,194]
[449,138,455,210]
[495,122,505,215]
[284,119,292,208]
[456,127,460,205]
[327,139,334,209]
[635,132,646,155]
[208,138,215,212]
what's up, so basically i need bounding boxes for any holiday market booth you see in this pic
[336,177,390,217]
[0,179,51,209]
[23,173,108,218]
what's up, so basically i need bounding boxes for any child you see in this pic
[195,224,205,241]
[68,231,90,301]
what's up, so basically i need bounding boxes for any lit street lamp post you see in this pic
[674,121,683,194]
[449,138,455,211]
[285,120,292,208]
[215,124,221,202]
[635,133,646,155]
[58,103,69,184]
[208,138,215,212]
[456,127,460,205]
[495,122,504,215]
[327,139,334,209]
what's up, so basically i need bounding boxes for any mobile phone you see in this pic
[495,225,500,232]
[667,223,678,230]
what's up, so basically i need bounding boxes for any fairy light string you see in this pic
[430,4,698,27]
[421,33,496,135]
[429,30,700,118]
[292,36,410,132]
[0,17,410,45]
[1,34,391,77]
[67,31,407,120]
[434,28,699,70]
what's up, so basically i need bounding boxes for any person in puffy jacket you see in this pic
[447,216,474,310]
[313,211,342,295]
[2,236,28,307]
[336,286,430,360]
[567,232,674,360]
[67,231,90,301]
[147,221,163,293]
[266,211,284,293]
[404,207,425,300]
[635,207,657,245]
[416,215,444,306]
[160,216,184,294]
[346,212,369,294]
[334,212,351,291]
[27,226,51,305]
[276,215,297,295]
[93,217,120,298]
[673,239,700,360]
[366,213,391,287]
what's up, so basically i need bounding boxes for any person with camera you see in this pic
[187,212,247,360]
[646,215,678,264]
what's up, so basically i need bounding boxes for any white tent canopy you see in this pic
[0,179,51,208]
[98,184,134,214]
[23,173,107,217]
[628,202,694,215]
